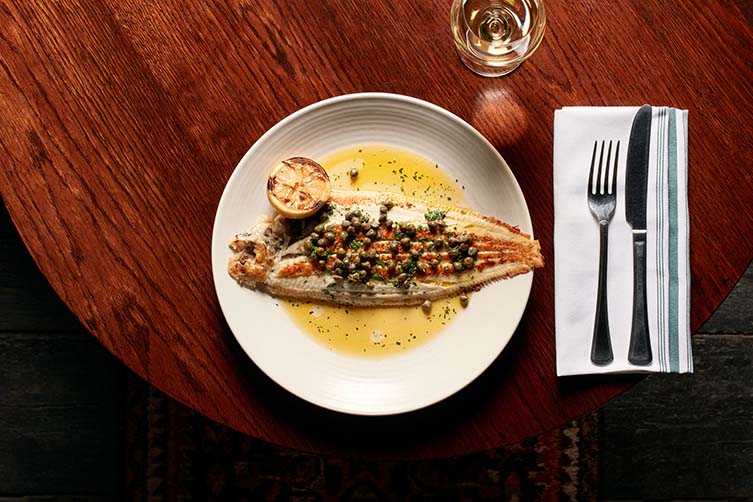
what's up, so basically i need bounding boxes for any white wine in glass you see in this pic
[450,0,546,77]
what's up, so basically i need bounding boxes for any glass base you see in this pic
[457,52,521,77]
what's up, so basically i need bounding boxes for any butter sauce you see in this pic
[282,145,468,357]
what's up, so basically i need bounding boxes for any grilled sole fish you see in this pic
[228,190,543,307]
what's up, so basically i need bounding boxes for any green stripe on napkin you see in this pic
[668,109,679,372]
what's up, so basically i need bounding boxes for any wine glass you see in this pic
[450,0,546,77]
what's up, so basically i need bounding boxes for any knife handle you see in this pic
[629,233,653,365]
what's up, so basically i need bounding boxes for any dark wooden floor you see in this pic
[1,196,751,500]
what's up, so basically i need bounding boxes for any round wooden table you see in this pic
[1,0,752,458]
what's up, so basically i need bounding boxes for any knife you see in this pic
[625,104,653,365]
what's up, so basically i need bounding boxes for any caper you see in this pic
[417,261,428,273]
[314,224,325,234]
[318,259,326,268]
[317,238,327,247]
[361,261,372,271]
[384,259,395,270]
[352,209,362,219]
[385,201,394,210]
[345,211,354,220]
[352,255,361,265]
[367,249,377,261]
[378,214,387,223]
[427,220,437,230]
[340,231,349,240]
[400,237,411,248]
[405,224,416,236]
[362,237,372,248]
[429,259,439,268]
[453,261,464,272]
[397,273,408,283]
[315,247,325,255]
[347,225,356,235]
[460,242,470,251]
[389,241,399,252]
[350,167,358,178]
[347,263,357,272]
[366,229,376,238]
[410,249,421,259]
[379,205,388,214]
[310,232,321,240]
[402,258,412,269]
[385,219,393,229]
[358,269,367,279]
[434,238,444,249]
[449,237,459,246]
[463,256,474,268]
[341,220,351,228]
[422,300,432,313]
[324,232,336,242]
[348,273,360,282]
[459,293,469,307]
[449,248,460,259]
[468,247,478,257]
[360,222,372,232]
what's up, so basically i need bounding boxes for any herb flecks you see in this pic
[425,209,446,222]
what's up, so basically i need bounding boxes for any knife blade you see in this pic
[625,104,653,365]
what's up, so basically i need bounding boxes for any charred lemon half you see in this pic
[266,157,331,219]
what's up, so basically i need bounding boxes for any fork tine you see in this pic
[588,141,597,194]
[605,140,613,194]
[611,141,620,195]
[596,140,605,194]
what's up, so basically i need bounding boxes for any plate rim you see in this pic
[211,92,535,416]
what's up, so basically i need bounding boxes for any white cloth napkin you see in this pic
[554,106,692,375]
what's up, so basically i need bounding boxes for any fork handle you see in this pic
[628,233,653,365]
[590,221,614,365]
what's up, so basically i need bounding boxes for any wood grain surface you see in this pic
[0,0,751,458]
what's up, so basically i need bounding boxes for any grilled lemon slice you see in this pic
[266,157,331,219]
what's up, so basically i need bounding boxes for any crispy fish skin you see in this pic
[228,191,543,306]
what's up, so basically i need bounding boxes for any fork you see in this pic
[587,140,619,365]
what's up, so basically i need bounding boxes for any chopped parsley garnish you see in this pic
[425,209,447,221]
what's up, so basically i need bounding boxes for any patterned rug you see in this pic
[124,377,600,501]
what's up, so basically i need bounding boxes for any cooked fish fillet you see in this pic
[228,190,543,307]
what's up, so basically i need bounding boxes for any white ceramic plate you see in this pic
[212,93,534,415]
